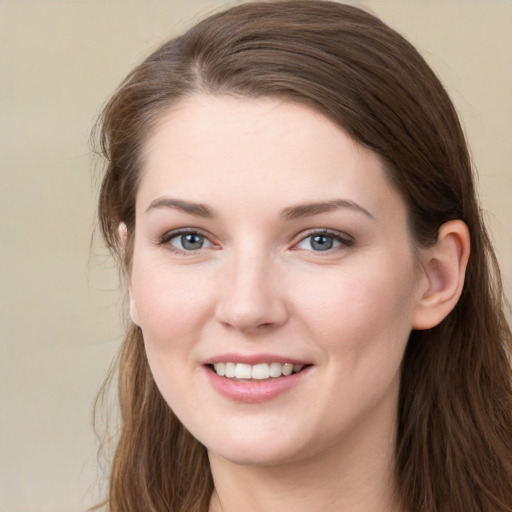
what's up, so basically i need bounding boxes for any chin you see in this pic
[202,424,323,468]
[208,443,304,468]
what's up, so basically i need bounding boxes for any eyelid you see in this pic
[292,228,354,251]
[156,227,353,254]
[158,228,218,253]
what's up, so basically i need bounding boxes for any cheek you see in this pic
[292,255,417,354]
[129,261,217,409]
[129,260,216,347]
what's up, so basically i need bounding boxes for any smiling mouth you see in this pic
[210,362,307,380]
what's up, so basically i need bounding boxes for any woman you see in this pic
[94,1,512,511]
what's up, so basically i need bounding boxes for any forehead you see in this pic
[137,94,405,223]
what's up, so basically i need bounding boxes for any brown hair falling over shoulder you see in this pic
[94,1,512,511]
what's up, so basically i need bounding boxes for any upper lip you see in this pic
[202,353,311,366]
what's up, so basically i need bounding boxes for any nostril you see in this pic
[215,275,289,332]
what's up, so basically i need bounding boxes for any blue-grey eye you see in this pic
[170,232,211,251]
[310,234,336,251]
[296,233,346,252]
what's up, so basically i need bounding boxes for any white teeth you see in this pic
[252,363,270,380]
[269,362,282,377]
[282,363,293,376]
[235,363,252,379]
[225,362,236,378]
[212,362,305,379]
[215,362,225,376]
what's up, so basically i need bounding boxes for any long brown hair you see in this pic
[94,1,512,511]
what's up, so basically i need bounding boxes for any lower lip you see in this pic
[204,366,311,403]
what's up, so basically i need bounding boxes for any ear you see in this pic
[118,222,128,243]
[128,291,141,327]
[412,220,470,330]
[119,222,141,326]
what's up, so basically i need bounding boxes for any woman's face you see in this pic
[129,95,427,466]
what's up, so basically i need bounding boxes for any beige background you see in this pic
[0,1,510,511]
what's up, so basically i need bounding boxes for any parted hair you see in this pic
[94,1,512,511]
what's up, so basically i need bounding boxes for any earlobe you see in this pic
[119,222,140,326]
[412,220,470,330]
[128,278,141,326]
[118,222,128,243]
[129,294,141,326]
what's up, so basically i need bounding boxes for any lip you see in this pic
[202,353,310,366]
[203,359,312,403]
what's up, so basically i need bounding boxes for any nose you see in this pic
[215,252,289,333]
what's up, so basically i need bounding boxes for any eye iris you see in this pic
[311,235,333,251]
[181,233,204,250]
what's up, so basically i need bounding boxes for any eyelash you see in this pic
[158,228,354,254]
[158,229,214,255]
[293,229,354,253]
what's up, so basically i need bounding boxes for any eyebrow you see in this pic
[145,196,375,221]
[281,199,375,221]
[145,197,214,218]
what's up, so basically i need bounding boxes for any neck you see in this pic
[208,408,402,512]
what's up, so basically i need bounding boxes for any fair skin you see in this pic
[127,95,469,512]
